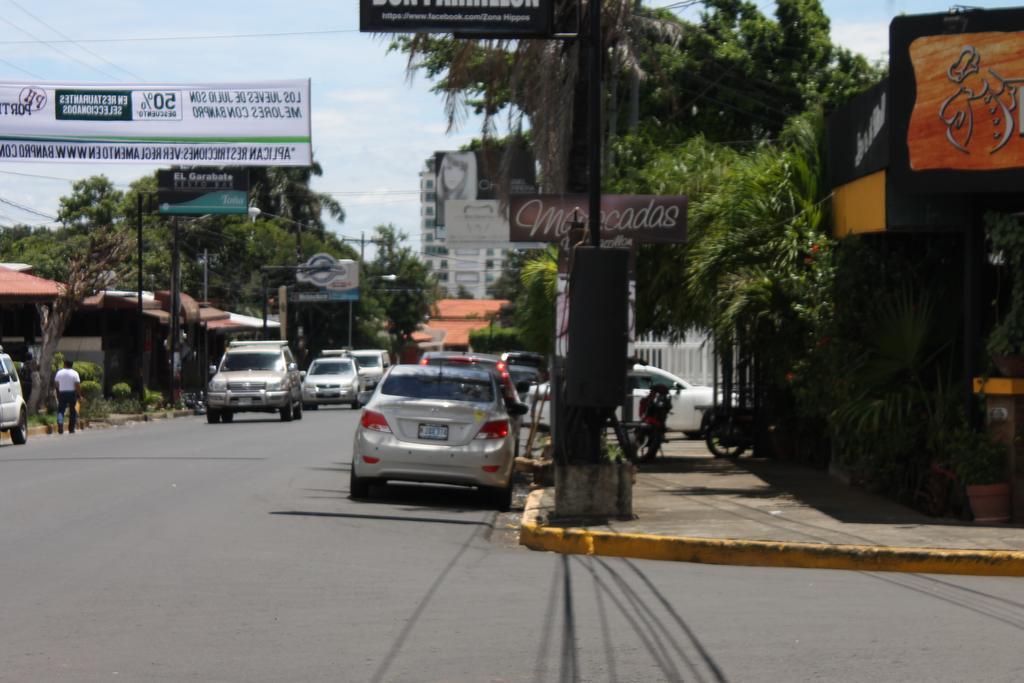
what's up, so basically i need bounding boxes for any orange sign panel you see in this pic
[908,32,1024,171]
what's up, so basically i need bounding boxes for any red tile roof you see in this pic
[433,298,508,320]
[0,266,62,301]
[423,319,496,348]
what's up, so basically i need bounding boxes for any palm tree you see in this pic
[398,1,681,192]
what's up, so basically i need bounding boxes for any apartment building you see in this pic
[419,157,512,299]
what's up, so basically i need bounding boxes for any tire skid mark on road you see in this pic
[367,522,488,683]
[864,571,1024,631]
[574,556,689,682]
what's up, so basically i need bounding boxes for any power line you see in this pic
[0,14,123,81]
[0,27,360,46]
[0,195,57,221]
[0,55,43,79]
[6,0,144,81]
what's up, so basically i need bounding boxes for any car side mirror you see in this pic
[208,364,218,376]
[357,390,373,406]
[674,382,684,391]
[509,401,529,417]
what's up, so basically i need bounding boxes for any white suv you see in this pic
[0,350,28,445]
[350,349,390,390]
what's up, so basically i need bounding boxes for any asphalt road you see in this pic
[0,409,1022,682]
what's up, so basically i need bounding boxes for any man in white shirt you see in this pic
[54,359,81,435]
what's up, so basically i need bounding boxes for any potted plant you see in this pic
[947,426,1011,523]
[985,212,1024,376]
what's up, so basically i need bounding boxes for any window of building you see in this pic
[440,260,448,269]
[424,205,434,216]
[485,259,494,270]
[455,272,480,283]
[424,217,434,229]
[424,232,434,243]
[425,192,436,203]
[425,179,434,189]
[486,248,494,256]
[485,273,496,283]
[455,248,479,256]
[437,272,448,282]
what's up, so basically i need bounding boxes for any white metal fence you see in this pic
[632,332,714,387]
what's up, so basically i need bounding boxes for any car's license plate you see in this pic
[418,423,448,441]
[236,396,253,404]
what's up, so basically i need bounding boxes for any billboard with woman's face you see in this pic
[433,149,536,227]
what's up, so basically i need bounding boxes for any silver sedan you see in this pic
[350,364,527,510]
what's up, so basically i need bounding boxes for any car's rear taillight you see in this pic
[360,410,392,433]
[482,465,500,473]
[475,419,509,440]
[419,357,429,365]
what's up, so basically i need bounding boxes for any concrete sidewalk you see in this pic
[521,440,1024,576]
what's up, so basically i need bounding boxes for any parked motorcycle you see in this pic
[633,384,672,462]
[702,405,755,458]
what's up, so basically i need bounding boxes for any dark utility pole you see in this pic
[588,0,602,248]
[170,218,181,404]
[136,193,145,402]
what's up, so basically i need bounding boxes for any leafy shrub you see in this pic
[947,427,1008,486]
[110,397,143,414]
[111,382,133,400]
[143,388,164,410]
[80,396,110,421]
[80,380,102,400]
[469,326,523,354]
[73,361,102,383]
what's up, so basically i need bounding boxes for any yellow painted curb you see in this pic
[519,491,1024,577]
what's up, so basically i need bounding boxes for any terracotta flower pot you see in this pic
[992,354,1024,377]
[966,482,1011,523]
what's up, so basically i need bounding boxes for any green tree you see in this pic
[513,246,559,354]
[366,224,438,354]
[6,176,134,412]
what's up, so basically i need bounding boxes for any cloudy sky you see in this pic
[0,0,1018,255]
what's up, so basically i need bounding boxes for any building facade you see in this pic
[419,157,514,299]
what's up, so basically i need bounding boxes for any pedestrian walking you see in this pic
[54,359,81,435]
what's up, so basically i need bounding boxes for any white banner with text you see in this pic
[0,79,311,166]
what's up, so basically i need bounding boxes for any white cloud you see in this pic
[831,20,891,63]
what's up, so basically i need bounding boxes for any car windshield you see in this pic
[221,352,282,372]
[310,360,353,375]
[381,369,494,403]
[509,366,540,384]
[353,354,381,368]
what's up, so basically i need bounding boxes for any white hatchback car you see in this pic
[526,363,715,437]
[350,364,527,510]
[0,350,28,445]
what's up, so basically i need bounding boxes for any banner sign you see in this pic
[435,147,537,227]
[296,254,359,291]
[360,0,552,37]
[0,80,311,166]
[509,194,688,248]
[890,8,1024,192]
[157,169,249,215]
